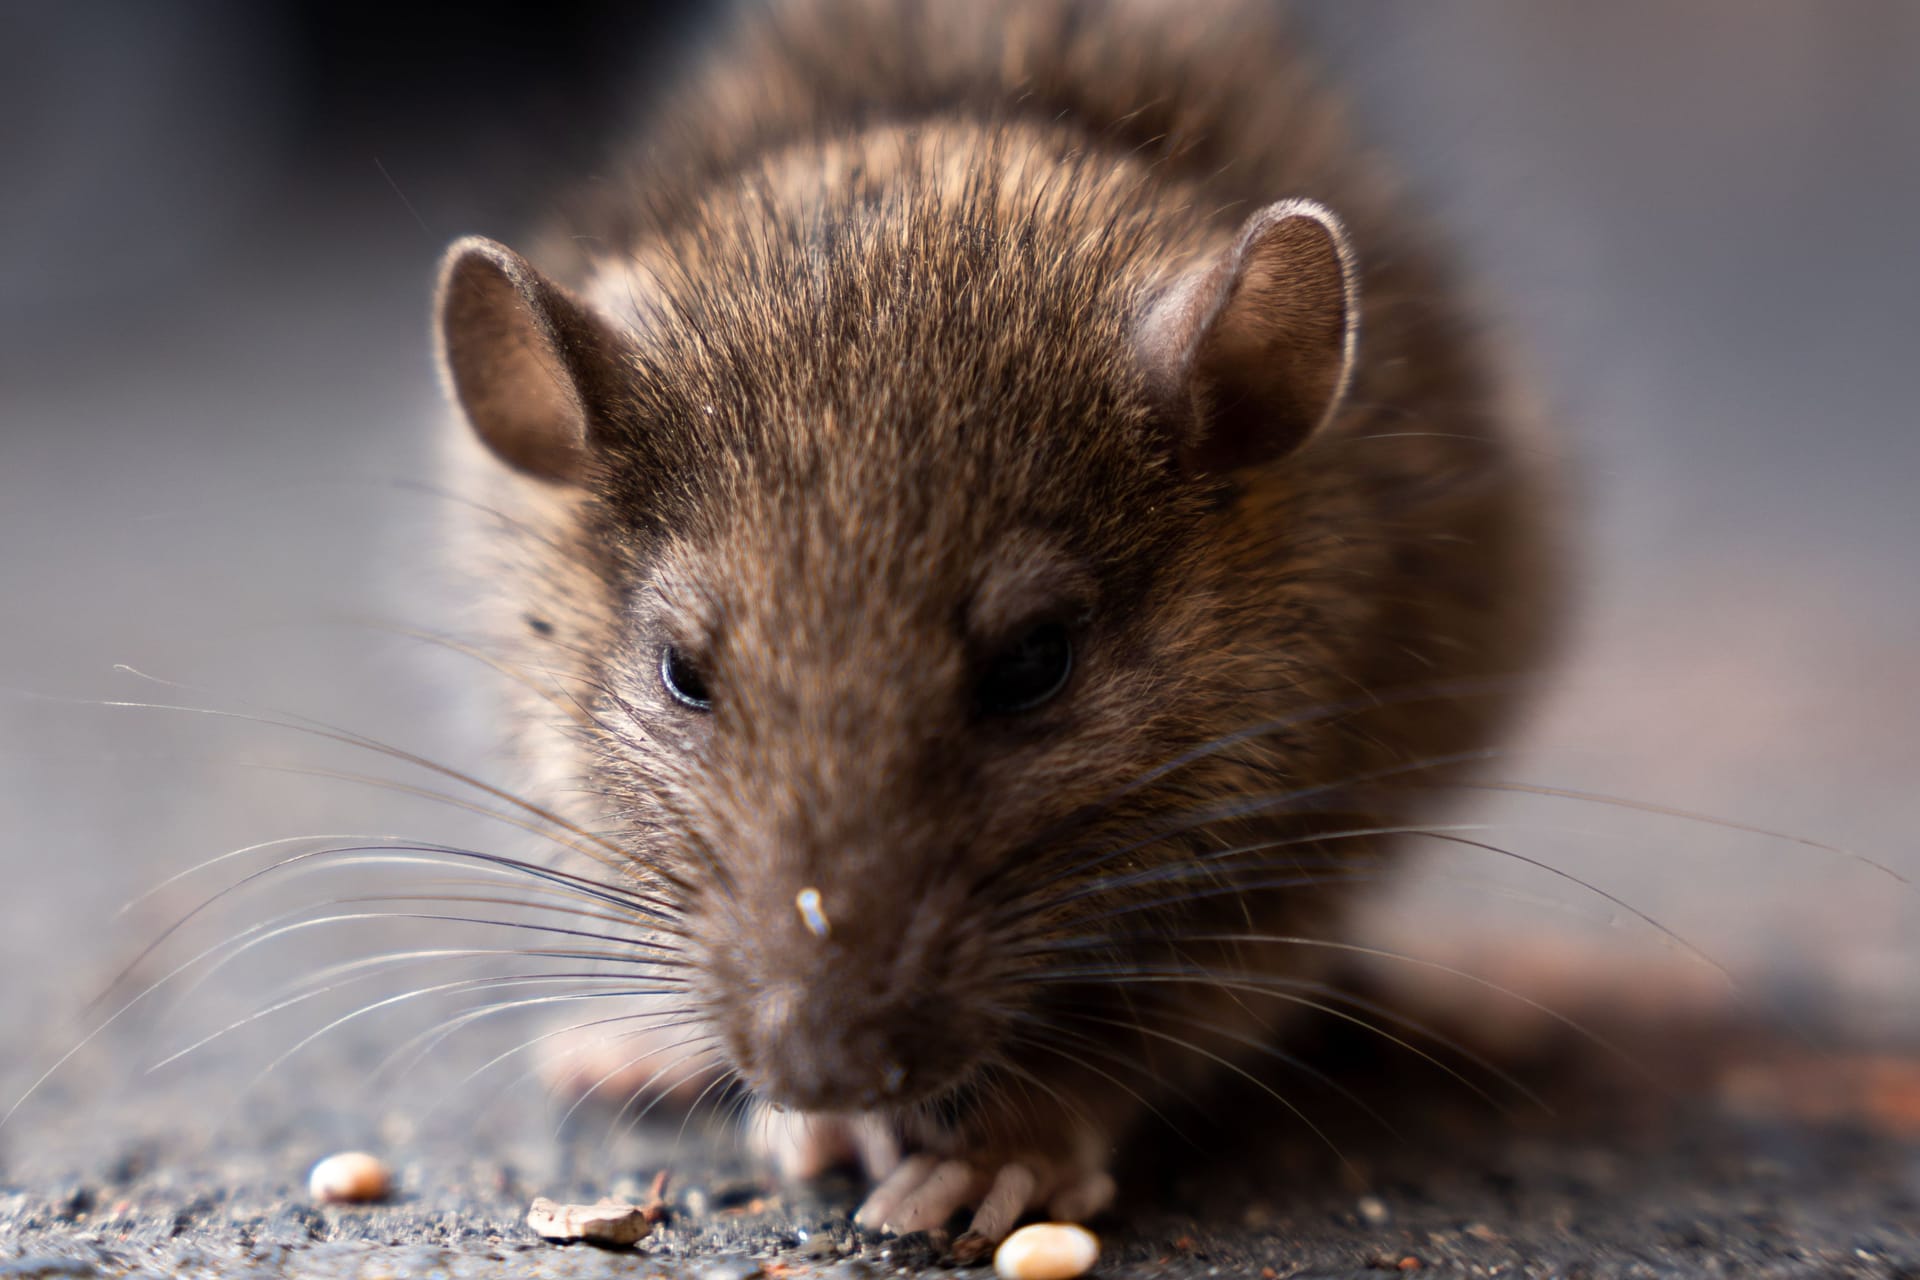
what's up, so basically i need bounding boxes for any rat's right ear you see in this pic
[435,237,632,485]
[1135,199,1359,475]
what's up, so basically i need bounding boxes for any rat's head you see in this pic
[433,173,1357,1115]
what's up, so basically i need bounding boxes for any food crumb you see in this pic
[641,1169,673,1225]
[307,1152,391,1204]
[994,1221,1100,1280]
[526,1195,654,1247]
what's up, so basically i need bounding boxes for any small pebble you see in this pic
[697,1258,764,1280]
[994,1222,1100,1280]
[1357,1194,1390,1227]
[525,1196,653,1247]
[307,1152,392,1204]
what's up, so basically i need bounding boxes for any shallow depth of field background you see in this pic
[2,1,1916,1166]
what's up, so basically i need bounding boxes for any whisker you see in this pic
[162,896,683,1017]
[1053,819,1742,998]
[106,840,678,1009]
[450,1008,707,1098]
[1457,779,1914,889]
[555,1030,717,1136]
[234,974,683,1103]
[24,883,687,1122]
[1001,1012,1181,1127]
[153,972,667,1075]
[99,665,640,876]
[245,937,681,1023]
[114,832,412,923]
[234,761,678,903]
[352,620,618,729]
[1004,678,1527,880]
[1069,1011,1362,1185]
[1033,965,1533,1117]
[386,476,571,554]
[601,1047,730,1153]
[388,1002,702,1098]
[1034,941,1657,1087]
[658,1055,743,1167]
[970,1045,1101,1141]
[1151,1006,1406,1140]
[1001,749,1499,912]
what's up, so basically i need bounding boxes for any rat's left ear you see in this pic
[435,236,635,486]
[1135,199,1359,474]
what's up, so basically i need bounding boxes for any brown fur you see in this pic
[436,0,1558,1227]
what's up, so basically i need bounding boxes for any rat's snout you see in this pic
[744,980,927,1111]
[704,877,995,1113]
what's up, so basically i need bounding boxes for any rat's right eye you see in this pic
[976,621,1074,716]
[660,645,713,710]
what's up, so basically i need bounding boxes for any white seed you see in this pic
[526,1196,653,1247]
[307,1151,392,1204]
[994,1222,1100,1280]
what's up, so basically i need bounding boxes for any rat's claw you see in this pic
[853,1153,940,1230]
[960,1162,1039,1245]
[884,1159,982,1235]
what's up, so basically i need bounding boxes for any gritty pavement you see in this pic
[5,1007,1919,1279]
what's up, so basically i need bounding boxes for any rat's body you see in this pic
[435,0,1555,1248]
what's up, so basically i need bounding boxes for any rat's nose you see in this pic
[746,982,920,1111]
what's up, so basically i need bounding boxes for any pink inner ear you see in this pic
[1138,200,1357,476]
[436,237,599,485]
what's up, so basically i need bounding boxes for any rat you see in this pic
[432,0,1557,1252]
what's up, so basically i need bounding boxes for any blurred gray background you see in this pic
[2,0,1916,1166]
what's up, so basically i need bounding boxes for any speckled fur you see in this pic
[439,0,1558,1215]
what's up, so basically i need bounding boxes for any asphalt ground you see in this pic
[5,1005,1920,1278]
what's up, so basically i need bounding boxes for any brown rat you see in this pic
[433,0,1556,1249]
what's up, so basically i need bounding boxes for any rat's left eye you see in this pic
[976,622,1073,716]
[661,645,713,710]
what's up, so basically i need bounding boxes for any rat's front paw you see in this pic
[749,1102,1116,1249]
[853,1152,1115,1251]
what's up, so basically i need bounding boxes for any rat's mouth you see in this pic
[725,981,991,1114]
[748,1058,997,1132]
[737,1035,961,1115]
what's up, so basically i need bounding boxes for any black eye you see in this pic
[977,622,1073,716]
[660,645,713,710]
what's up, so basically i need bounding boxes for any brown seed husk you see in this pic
[526,1195,654,1247]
